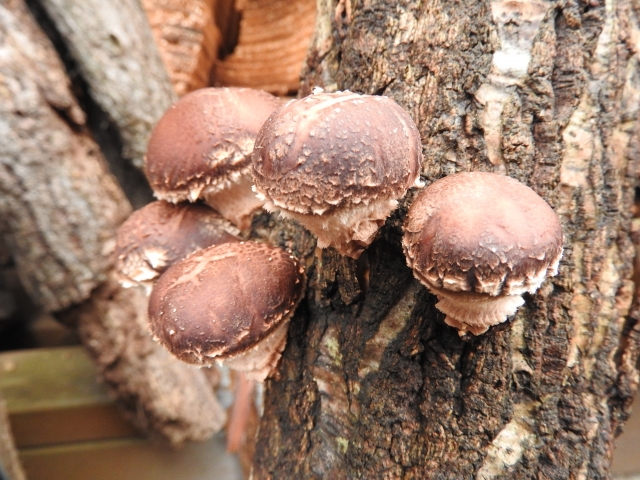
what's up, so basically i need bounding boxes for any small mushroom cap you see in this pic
[148,241,306,366]
[115,201,240,288]
[252,90,423,216]
[403,171,563,298]
[145,87,282,203]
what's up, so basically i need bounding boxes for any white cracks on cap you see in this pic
[474,0,551,171]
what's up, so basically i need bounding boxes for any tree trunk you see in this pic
[253,1,640,478]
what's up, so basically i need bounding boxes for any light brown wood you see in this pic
[0,0,131,312]
[37,0,176,169]
[214,0,316,95]
[0,398,26,480]
[141,0,220,96]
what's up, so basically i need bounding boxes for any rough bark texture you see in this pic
[253,0,640,478]
[0,0,130,312]
[36,0,176,169]
[60,272,227,446]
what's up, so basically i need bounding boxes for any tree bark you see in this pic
[35,0,176,169]
[253,1,640,478]
[0,397,26,480]
[0,0,130,312]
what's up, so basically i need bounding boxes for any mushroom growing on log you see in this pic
[115,201,240,291]
[252,90,423,258]
[403,171,564,335]
[145,87,282,229]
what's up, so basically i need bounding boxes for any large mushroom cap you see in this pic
[403,171,563,334]
[145,87,282,203]
[115,201,240,289]
[148,241,306,373]
[252,90,423,258]
[252,90,422,216]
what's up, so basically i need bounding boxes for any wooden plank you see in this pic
[0,347,111,413]
[0,347,137,447]
[19,435,241,480]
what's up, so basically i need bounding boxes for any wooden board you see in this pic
[0,347,136,447]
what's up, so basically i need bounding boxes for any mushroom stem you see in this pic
[267,197,399,259]
[226,371,254,453]
[203,174,263,230]
[220,318,291,382]
[433,288,525,336]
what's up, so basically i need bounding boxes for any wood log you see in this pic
[214,0,316,95]
[36,0,176,169]
[0,0,130,312]
[0,397,26,480]
[251,0,640,478]
[141,0,220,96]
[61,272,226,446]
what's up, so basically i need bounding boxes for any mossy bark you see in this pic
[253,1,640,478]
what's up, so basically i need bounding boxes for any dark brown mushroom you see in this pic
[148,241,306,381]
[115,200,239,291]
[402,171,564,335]
[252,90,423,258]
[145,87,282,229]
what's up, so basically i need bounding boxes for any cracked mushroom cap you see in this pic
[115,201,240,290]
[403,171,563,335]
[145,87,282,204]
[148,241,306,380]
[252,90,423,258]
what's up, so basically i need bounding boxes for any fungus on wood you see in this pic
[114,200,240,291]
[403,171,564,335]
[145,87,282,230]
[252,90,423,258]
[147,241,306,380]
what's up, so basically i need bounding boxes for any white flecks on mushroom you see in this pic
[145,87,282,229]
[252,90,423,259]
[403,171,564,335]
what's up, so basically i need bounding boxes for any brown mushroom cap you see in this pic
[403,171,563,334]
[252,90,422,257]
[148,241,305,374]
[145,87,282,203]
[252,90,422,216]
[115,201,239,289]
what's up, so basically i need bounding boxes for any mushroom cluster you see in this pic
[402,171,564,335]
[252,90,423,258]
[112,86,307,373]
